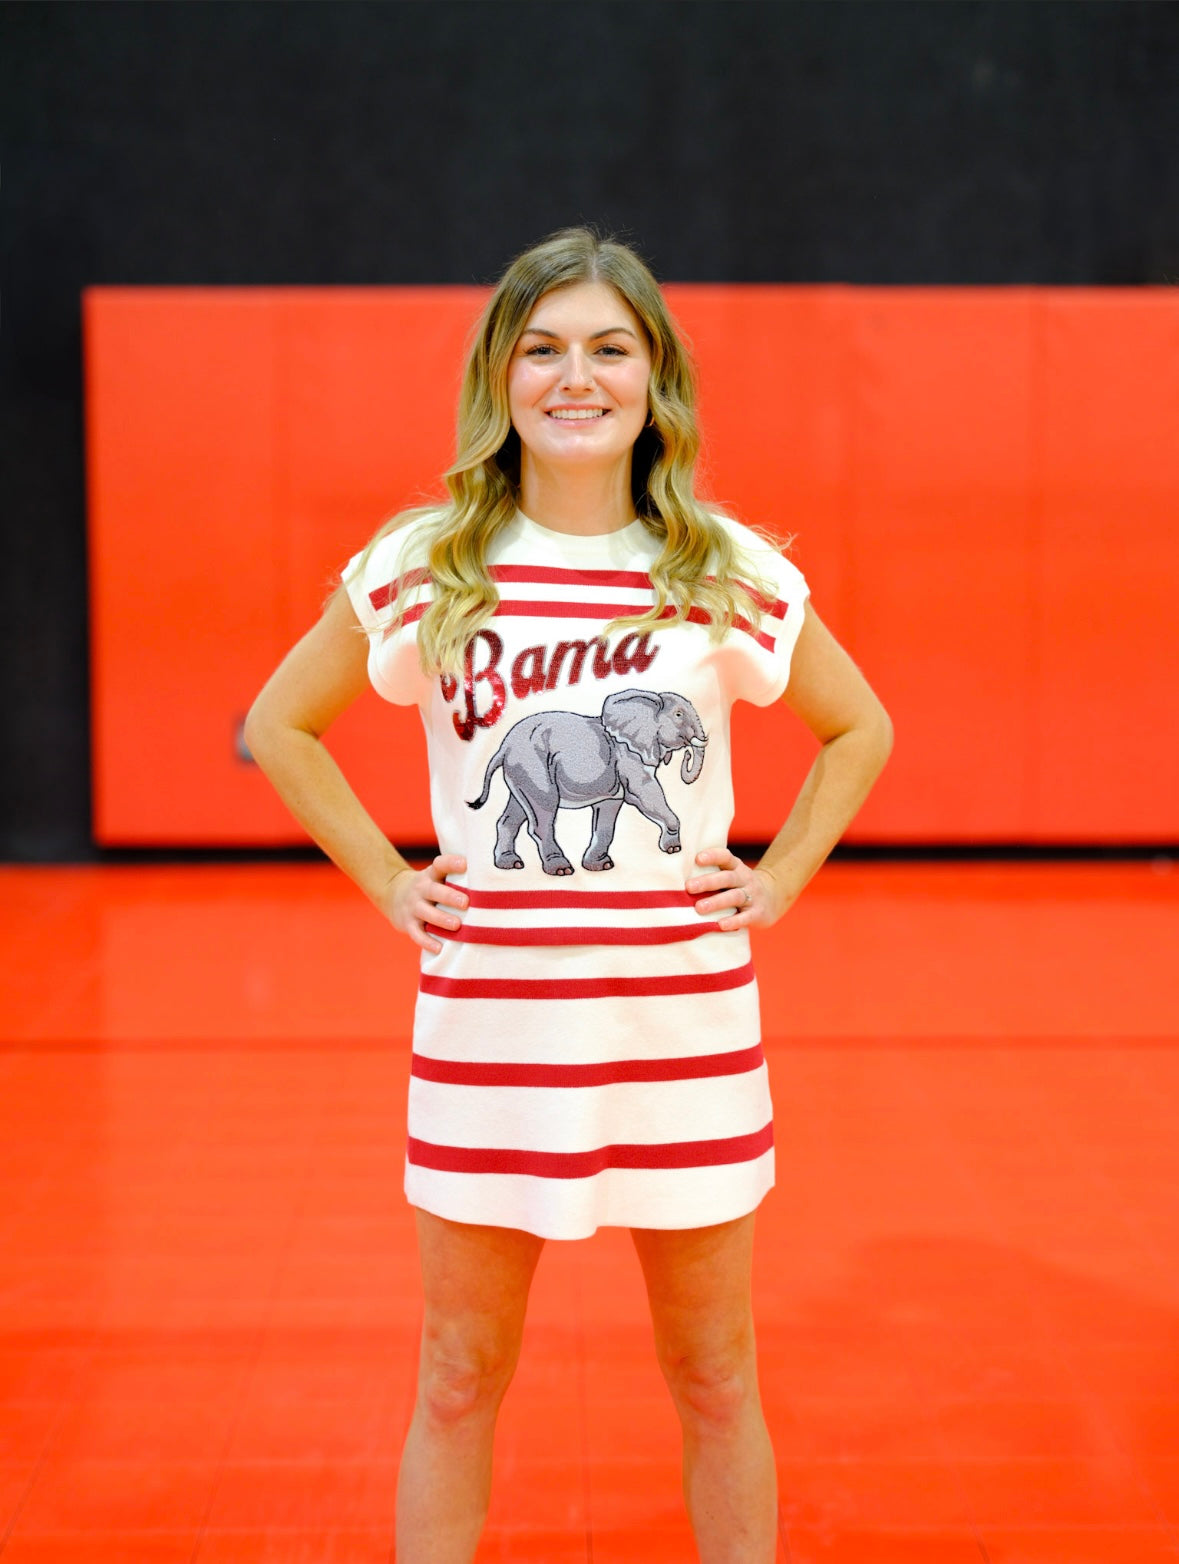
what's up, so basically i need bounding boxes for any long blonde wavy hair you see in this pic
[361,226,776,676]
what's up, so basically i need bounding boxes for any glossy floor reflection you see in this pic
[1,861,1177,1562]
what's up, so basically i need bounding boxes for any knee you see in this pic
[661,1343,759,1435]
[416,1328,518,1430]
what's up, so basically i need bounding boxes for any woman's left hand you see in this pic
[687,848,793,931]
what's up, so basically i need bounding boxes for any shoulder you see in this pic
[342,506,448,630]
[708,510,808,600]
[344,506,446,589]
[364,505,447,569]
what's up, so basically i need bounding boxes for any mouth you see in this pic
[545,408,609,422]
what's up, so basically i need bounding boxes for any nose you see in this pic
[560,345,594,393]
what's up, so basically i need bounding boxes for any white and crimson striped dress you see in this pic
[343,509,809,1239]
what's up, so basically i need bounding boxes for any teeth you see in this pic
[548,409,606,420]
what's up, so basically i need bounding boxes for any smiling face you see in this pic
[506,280,653,478]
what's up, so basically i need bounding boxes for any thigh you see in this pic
[415,1206,545,1355]
[630,1213,758,1356]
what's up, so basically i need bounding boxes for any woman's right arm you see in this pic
[243,586,466,952]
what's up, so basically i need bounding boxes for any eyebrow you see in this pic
[519,326,641,341]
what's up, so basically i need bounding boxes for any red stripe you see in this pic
[365,594,430,623]
[419,960,755,1001]
[492,565,654,589]
[368,587,780,650]
[490,599,776,651]
[427,921,725,947]
[369,568,430,612]
[370,569,790,635]
[407,1121,773,1178]
[372,565,652,606]
[493,598,655,619]
[682,606,776,651]
[724,577,789,620]
[461,888,696,910]
[375,567,789,617]
[411,1042,764,1087]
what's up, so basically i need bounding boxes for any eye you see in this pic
[596,344,628,356]
[523,343,558,356]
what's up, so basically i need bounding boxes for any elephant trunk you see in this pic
[680,740,706,784]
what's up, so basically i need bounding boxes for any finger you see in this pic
[428,855,468,908]
[688,849,739,893]
[426,881,468,912]
[408,918,445,955]
[422,899,462,930]
[722,884,757,920]
[693,847,737,870]
[431,854,467,877]
[690,871,741,894]
[418,881,461,918]
[693,873,750,906]
[688,871,737,898]
[710,884,757,920]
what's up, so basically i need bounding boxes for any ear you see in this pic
[601,689,663,766]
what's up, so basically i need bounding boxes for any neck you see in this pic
[518,454,635,536]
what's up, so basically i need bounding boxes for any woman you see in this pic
[246,227,892,1564]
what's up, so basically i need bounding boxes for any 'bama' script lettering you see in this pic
[440,631,659,741]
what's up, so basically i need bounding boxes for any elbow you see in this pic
[869,702,895,774]
[837,699,892,774]
[242,696,276,768]
[243,693,320,774]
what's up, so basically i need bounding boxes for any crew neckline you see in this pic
[513,509,650,556]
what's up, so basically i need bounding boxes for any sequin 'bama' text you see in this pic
[441,631,660,742]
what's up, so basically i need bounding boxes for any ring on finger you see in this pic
[740,885,752,908]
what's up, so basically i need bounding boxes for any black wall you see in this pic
[3,0,1178,858]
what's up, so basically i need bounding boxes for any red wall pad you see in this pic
[85,286,1179,846]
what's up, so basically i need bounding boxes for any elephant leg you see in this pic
[522,796,574,877]
[493,794,528,870]
[582,797,623,871]
[618,762,683,854]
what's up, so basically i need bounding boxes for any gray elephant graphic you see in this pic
[467,689,707,875]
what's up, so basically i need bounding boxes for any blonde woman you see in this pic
[246,228,892,1564]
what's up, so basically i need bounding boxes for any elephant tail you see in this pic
[466,741,507,810]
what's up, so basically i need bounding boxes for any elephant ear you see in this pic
[601,689,664,766]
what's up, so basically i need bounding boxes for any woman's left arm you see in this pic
[688,602,894,930]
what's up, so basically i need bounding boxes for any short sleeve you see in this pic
[720,524,811,707]
[340,526,433,707]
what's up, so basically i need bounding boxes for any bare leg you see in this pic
[631,1214,777,1564]
[396,1209,544,1564]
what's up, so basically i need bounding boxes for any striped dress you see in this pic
[343,509,809,1240]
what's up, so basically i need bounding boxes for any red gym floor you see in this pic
[1,860,1177,1563]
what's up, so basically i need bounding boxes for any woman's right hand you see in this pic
[383,854,468,954]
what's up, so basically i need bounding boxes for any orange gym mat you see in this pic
[1,860,1177,1562]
